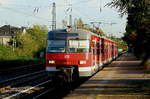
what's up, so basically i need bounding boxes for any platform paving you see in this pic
[64,53,150,99]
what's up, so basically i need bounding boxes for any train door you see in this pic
[110,42,112,60]
[105,41,109,62]
[96,40,100,68]
[93,40,97,70]
[108,42,110,60]
[91,37,98,72]
[114,44,116,57]
[99,39,102,66]
[112,43,114,59]
[107,42,109,60]
[116,44,118,57]
[104,41,107,63]
[90,38,96,72]
[108,42,110,61]
[95,39,99,70]
[101,39,105,64]
[98,39,102,68]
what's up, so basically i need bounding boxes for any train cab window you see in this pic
[47,40,66,53]
[69,40,89,53]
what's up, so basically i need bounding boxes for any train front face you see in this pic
[46,29,92,77]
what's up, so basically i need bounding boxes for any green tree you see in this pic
[26,25,48,50]
[107,0,150,66]
[73,18,105,36]
[16,25,48,59]
[95,27,105,36]
[74,18,84,29]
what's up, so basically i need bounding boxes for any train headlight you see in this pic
[49,60,55,64]
[79,60,86,64]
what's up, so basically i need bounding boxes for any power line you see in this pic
[73,0,95,5]
[0,5,51,22]
[0,3,67,9]
[1,4,49,8]
[0,5,64,28]
[73,6,95,21]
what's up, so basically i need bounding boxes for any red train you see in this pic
[46,28,118,80]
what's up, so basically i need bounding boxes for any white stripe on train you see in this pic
[46,65,99,72]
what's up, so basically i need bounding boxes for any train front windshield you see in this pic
[47,40,89,53]
[47,40,66,53]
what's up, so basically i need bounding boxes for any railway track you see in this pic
[31,77,89,99]
[0,70,52,99]
[0,64,44,81]
[0,70,89,99]
[3,80,52,99]
[0,63,43,74]
[0,64,90,99]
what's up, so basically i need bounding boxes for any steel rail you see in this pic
[32,86,55,99]
[0,63,43,74]
[3,80,52,99]
[0,70,45,87]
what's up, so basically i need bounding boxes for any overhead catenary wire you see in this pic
[0,6,50,22]
[0,5,64,27]
[0,0,116,30]
[72,6,97,22]
[73,9,92,22]
[0,20,24,27]
[0,0,101,22]
[0,3,68,9]
[73,0,97,5]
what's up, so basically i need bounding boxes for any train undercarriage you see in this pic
[49,66,79,87]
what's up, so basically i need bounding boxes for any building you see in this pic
[0,25,26,45]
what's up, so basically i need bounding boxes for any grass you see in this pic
[0,44,45,70]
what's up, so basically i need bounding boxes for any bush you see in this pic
[16,25,47,58]
[0,44,17,60]
[0,25,48,69]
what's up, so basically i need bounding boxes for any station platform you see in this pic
[64,53,150,99]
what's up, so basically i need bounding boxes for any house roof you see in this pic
[0,25,21,36]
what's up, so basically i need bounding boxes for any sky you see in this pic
[0,0,127,37]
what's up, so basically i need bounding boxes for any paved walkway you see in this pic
[64,53,150,99]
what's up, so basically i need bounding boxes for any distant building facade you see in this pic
[0,25,26,45]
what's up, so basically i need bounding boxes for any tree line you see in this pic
[0,25,48,61]
[108,0,150,69]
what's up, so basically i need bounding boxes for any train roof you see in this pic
[48,28,98,40]
[48,28,116,43]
